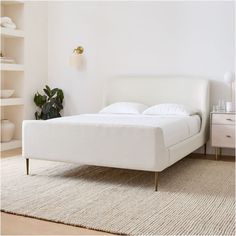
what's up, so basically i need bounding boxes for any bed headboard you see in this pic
[104,76,210,135]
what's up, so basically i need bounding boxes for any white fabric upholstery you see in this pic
[23,77,209,172]
[23,114,201,171]
[99,102,148,114]
[143,103,199,116]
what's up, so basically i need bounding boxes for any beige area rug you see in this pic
[1,157,235,235]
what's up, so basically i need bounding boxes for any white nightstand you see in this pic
[211,112,235,160]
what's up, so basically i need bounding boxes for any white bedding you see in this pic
[44,114,201,147]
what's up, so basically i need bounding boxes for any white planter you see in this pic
[1,119,15,142]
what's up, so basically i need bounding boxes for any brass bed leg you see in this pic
[154,172,159,191]
[26,158,29,175]
[204,143,207,155]
[220,147,222,157]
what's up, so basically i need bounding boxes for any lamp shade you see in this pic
[224,71,235,84]
[70,53,82,68]
[70,46,84,69]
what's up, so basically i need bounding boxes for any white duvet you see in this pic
[44,114,201,147]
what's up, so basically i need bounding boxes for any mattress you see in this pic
[44,114,201,147]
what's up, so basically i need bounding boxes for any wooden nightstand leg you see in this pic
[215,147,218,161]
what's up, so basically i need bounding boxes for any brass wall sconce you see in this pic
[73,46,84,55]
[70,46,84,68]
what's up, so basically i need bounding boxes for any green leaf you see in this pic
[43,88,51,98]
[54,99,63,110]
[51,88,58,98]
[48,107,60,119]
[57,89,64,103]
[34,93,46,108]
[45,85,51,91]
[42,102,52,114]
[35,111,39,120]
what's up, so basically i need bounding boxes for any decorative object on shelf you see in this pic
[212,99,226,112]
[226,102,234,113]
[0,52,15,63]
[1,119,15,142]
[34,85,64,120]
[224,71,235,112]
[218,99,226,112]
[70,46,84,69]
[0,52,15,64]
[0,16,16,29]
[0,89,15,98]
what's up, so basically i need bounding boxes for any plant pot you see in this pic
[1,119,15,142]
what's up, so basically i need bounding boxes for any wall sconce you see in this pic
[70,46,84,69]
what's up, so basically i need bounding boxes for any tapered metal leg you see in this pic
[204,143,207,155]
[220,148,222,156]
[155,172,158,191]
[26,158,29,175]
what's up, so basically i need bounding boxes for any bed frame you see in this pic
[23,77,209,191]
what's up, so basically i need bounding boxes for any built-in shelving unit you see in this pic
[1,0,24,151]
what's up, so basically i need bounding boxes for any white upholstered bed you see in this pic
[23,77,209,190]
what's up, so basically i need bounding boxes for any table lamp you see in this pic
[224,71,235,112]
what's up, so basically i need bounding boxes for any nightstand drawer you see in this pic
[212,125,235,148]
[212,114,235,125]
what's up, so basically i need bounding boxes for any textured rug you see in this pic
[1,156,235,235]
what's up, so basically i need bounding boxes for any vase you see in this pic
[226,102,234,112]
[1,119,15,142]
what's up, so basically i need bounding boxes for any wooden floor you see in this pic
[1,212,112,235]
[1,149,234,235]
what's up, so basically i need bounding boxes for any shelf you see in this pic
[0,98,24,106]
[0,139,22,151]
[0,63,24,71]
[1,27,24,38]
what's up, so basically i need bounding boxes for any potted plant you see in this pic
[34,85,64,120]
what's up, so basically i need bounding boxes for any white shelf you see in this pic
[0,63,24,71]
[0,139,22,151]
[0,98,24,106]
[1,27,24,38]
[1,0,24,5]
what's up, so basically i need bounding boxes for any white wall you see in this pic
[47,1,235,115]
[24,1,48,119]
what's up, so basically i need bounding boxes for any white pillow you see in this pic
[143,103,198,116]
[100,102,148,114]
